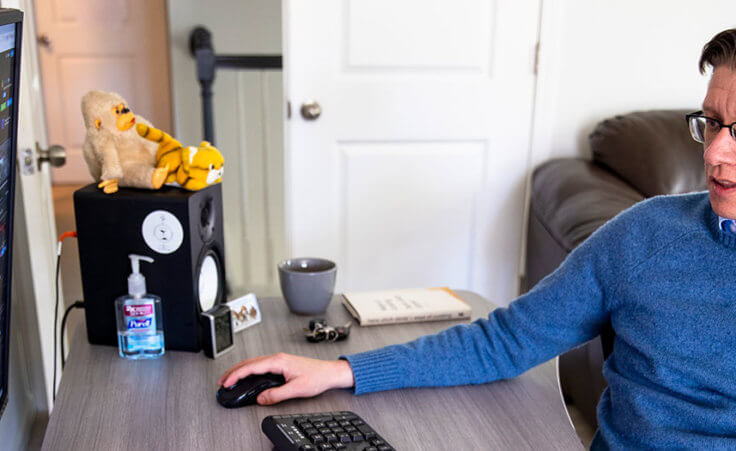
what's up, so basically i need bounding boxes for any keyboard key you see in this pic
[339,420,351,427]
[351,432,364,442]
[326,421,339,428]
[371,439,385,446]
[344,426,357,433]
[337,433,351,443]
[313,422,326,429]
[351,419,365,426]
[305,428,318,436]
[319,428,331,435]
[331,427,345,435]
[334,444,346,450]
[310,434,325,444]
[363,431,377,440]
[318,443,333,450]
[324,433,338,443]
[377,446,392,451]
[299,445,316,451]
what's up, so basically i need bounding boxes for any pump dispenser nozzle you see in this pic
[128,254,154,298]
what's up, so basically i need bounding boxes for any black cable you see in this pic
[52,253,60,402]
[61,301,84,369]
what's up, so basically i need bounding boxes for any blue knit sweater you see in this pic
[343,192,736,449]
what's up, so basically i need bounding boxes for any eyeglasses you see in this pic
[686,111,736,144]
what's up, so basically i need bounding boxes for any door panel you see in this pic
[341,141,484,290]
[285,0,540,304]
[34,0,172,184]
[57,56,136,144]
[346,0,491,70]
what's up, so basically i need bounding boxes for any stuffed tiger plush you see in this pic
[177,140,224,190]
[135,123,182,184]
[136,124,224,191]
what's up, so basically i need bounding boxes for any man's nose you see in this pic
[704,127,736,166]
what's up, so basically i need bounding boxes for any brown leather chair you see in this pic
[525,109,705,433]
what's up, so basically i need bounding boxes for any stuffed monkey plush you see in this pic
[80,90,168,194]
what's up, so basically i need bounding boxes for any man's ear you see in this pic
[94,119,101,130]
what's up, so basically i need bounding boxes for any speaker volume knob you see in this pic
[141,210,184,254]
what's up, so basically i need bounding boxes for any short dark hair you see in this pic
[700,29,736,74]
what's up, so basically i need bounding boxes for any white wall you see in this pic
[519,1,736,284]
[531,0,735,165]
[167,0,286,296]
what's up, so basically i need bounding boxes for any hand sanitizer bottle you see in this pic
[115,254,165,359]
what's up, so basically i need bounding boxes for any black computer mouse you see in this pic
[216,373,286,408]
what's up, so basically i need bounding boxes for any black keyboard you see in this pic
[261,411,394,451]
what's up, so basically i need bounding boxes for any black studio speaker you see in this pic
[74,184,226,352]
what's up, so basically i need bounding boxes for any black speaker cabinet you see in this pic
[74,183,226,352]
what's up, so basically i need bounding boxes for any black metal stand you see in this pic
[189,26,283,145]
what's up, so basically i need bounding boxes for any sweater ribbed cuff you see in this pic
[340,347,403,395]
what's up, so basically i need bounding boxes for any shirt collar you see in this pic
[719,216,736,232]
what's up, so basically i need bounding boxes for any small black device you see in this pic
[261,411,394,450]
[303,319,351,343]
[216,373,285,408]
[74,183,226,352]
[0,8,22,420]
[200,304,234,358]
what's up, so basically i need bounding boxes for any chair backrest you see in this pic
[589,109,706,198]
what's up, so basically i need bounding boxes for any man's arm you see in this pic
[220,206,630,403]
[343,225,613,394]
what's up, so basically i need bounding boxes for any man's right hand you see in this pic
[218,353,355,405]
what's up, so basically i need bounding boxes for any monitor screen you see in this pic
[0,9,22,419]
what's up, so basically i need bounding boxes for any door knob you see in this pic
[300,100,321,120]
[36,142,66,170]
[37,33,51,50]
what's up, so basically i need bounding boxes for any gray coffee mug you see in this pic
[278,257,337,315]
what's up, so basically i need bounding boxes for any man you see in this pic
[220,29,736,449]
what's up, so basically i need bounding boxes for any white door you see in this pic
[0,0,61,439]
[284,0,540,304]
[34,0,172,184]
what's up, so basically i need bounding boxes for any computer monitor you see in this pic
[0,8,22,419]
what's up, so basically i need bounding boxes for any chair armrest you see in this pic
[530,158,645,254]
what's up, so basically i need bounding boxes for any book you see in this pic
[341,287,472,326]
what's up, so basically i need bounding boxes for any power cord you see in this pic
[53,231,77,402]
[60,301,84,369]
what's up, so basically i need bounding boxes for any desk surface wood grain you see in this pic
[42,291,583,450]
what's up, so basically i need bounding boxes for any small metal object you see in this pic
[304,319,351,343]
[20,148,34,175]
[36,142,66,170]
[37,33,51,49]
[300,100,321,120]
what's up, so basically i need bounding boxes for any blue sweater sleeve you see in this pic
[342,217,621,395]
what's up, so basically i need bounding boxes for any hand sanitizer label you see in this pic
[123,303,155,334]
